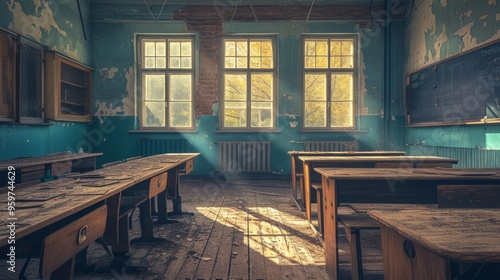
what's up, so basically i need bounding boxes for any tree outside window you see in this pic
[303,37,356,129]
[222,38,276,129]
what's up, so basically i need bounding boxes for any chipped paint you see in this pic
[407,0,500,72]
[488,0,496,5]
[7,0,66,42]
[94,67,135,121]
[289,121,298,128]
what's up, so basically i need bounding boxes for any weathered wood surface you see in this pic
[438,184,500,208]
[314,167,500,180]
[369,209,500,262]
[0,152,103,170]
[342,203,438,213]
[300,155,458,164]
[0,153,200,247]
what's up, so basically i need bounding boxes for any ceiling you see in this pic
[89,0,383,6]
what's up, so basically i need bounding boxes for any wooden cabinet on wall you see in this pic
[44,51,92,122]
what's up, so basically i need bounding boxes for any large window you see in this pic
[138,36,194,130]
[303,36,357,129]
[221,37,276,129]
[0,29,43,123]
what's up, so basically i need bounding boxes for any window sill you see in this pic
[129,129,197,134]
[0,121,53,127]
[299,129,367,133]
[216,129,282,133]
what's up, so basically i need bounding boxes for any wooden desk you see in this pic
[313,167,500,280]
[288,151,406,204]
[0,152,103,187]
[0,153,199,278]
[300,155,458,223]
[369,209,500,280]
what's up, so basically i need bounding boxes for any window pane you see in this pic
[144,101,165,127]
[331,102,353,127]
[341,57,353,68]
[169,42,180,56]
[330,40,341,55]
[331,74,353,101]
[262,57,273,68]
[225,57,235,68]
[237,56,247,68]
[261,40,273,57]
[305,57,315,68]
[225,41,236,56]
[19,44,42,119]
[181,57,191,68]
[144,74,165,101]
[250,41,260,56]
[224,102,246,127]
[170,75,191,101]
[236,41,247,56]
[0,33,15,119]
[251,74,273,101]
[170,57,180,68]
[305,41,316,55]
[316,57,327,68]
[224,74,247,101]
[305,74,327,101]
[156,57,166,68]
[330,57,341,68]
[169,102,191,127]
[341,40,353,55]
[316,41,328,55]
[156,42,166,56]
[145,57,155,68]
[304,102,326,127]
[145,42,155,56]
[251,101,273,127]
[250,57,260,68]
[181,42,191,56]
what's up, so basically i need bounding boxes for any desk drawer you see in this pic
[184,159,194,174]
[40,205,107,277]
[149,172,167,198]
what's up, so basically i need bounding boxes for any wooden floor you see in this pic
[3,178,384,280]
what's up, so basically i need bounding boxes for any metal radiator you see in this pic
[304,140,359,151]
[218,141,271,173]
[408,145,500,168]
[139,138,189,157]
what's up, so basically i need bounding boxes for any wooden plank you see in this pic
[211,207,237,280]
[229,196,249,280]
[247,192,267,280]
[194,199,230,280]
[256,200,282,280]
[51,161,72,177]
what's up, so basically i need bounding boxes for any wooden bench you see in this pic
[338,203,437,280]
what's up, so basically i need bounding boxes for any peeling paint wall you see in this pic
[404,0,500,154]
[0,0,92,160]
[406,0,500,73]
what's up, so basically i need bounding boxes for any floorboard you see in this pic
[1,178,384,280]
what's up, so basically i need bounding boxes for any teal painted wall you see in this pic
[0,0,93,161]
[403,0,500,152]
[90,19,389,175]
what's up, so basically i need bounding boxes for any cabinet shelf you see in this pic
[45,51,92,122]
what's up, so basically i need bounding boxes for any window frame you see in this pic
[136,34,196,131]
[0,29,45,124]
[0,29,17,123]
[301,34,359,131]
[219,35,278,131]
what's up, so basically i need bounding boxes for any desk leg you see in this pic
[167,169,194,217]
[291,155,297,200]
[304,162,312,222]
[131,199,169,243]
[323,176,339,280]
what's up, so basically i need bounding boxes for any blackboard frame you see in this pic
[406,39,500,127]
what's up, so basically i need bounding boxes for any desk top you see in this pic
[288,151,406,156]
[369,209,500,262]
[0,153,199,247]
[314,167,500,180]
[300,155,458,164]
[0,152,103,170]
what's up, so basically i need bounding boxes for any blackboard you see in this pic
[406,40,500,126]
